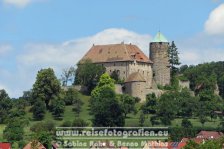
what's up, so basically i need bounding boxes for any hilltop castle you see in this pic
[80,32,170,101]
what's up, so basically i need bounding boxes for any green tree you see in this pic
[181,118,192,128]
[75,59,106,93]
[32,99,46,120]
[3,118,24,143]
[139,111,145,127]
[32,68,61,109]
[141,93,157,114]
[218,74,224,98]
[64,88,79,105]
[36,131,52,149]
[72,98,83,116]
[168,41,181,82]
[51,96,65,120]
[117,94,138,117]
[157,92,178,125]
[0,89,12,123]
[90,73,124,127]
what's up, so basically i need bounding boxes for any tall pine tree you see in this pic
[168,41,181,82]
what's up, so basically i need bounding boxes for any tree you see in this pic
[168,41,181,81]
[218,74,224,98]
[90,73,124,127]
[157,92,178,125]
[75,59,106,93]
[64,88,79,105]
[141,93,157,114]
[181,118,192,128]
[3,118,24,143]
[32,99,46,120]
[32,68,61,109]
[117,94,138,117]
[199,114,207,127]
[139,111,145,127]
[61,66,76,86]
[51,96,65,120]
[0,89,12,123]
[72,98,83,116]
[36,131,52,149]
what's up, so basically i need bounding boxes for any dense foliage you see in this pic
[32,68,61,109]
[182,61,224,98]
[75,59,106,93]
[90,73,125,127]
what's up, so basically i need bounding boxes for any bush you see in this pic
[61,121,72,127]
[72,118,89,127]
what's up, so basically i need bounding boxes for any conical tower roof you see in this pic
[151,32,168,42]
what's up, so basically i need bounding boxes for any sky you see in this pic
[0,0,224,98]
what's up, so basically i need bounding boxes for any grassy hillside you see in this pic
[0,91,223,142]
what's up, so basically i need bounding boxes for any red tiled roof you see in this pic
[80,43,153,64]
[196,131,223,139]
[0,143,11,149]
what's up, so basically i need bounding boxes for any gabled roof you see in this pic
[152,32,168,43]
[196,131,223,139]
[125,72,146,82]
[0,143,11,149]
[80,43,152,64]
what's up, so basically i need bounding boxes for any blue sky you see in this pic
[0,0,224,97]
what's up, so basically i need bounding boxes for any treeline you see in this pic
[181,61,224,98]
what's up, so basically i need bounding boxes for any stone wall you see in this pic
[98,61,129,80]
[98,61,153,89]
[115,84,123,94]
[179,80,190,89]
[124,81,146,102]
[150,42,170,86]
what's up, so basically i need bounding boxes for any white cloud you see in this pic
[18,28,151,69]
[6,28,150,98]
[0,44,12,56]
[2,0,45,7]
[3,0,31,7]
[205,3,224,35]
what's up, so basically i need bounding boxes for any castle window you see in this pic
[124,71,125,74]
[110,70,111,73]
[143,71,144,74]
[114,63,116,66]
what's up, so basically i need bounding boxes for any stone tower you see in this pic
[150,32,170,86]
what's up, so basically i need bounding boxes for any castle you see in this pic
[79,32,170,101]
